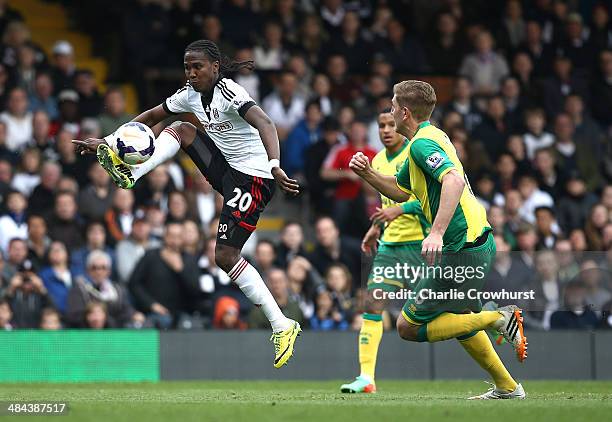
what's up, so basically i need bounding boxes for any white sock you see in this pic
[228,257,292,332]
[131,127,181,180]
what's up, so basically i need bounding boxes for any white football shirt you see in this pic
[163,78,272,178]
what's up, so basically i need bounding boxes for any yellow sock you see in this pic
[359,313,383,382]
[458,331,517,392]
[424,311,501,342]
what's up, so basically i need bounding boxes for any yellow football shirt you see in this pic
[371,141,429,245]
[396,121,491,251]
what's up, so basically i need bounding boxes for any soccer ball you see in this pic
[112,122,155,165]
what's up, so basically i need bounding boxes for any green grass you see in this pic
[0,380,610,421]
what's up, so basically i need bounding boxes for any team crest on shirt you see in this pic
[212,108,219,119]
[426,152,445,170]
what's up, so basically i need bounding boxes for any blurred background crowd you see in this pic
[0,0,611,333]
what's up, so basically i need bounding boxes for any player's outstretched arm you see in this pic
[73,104,170,155]
[349,152,410,203]
[243,105,300,195]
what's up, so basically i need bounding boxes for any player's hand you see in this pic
[72,138,107,155]
[371,206,403,224]
[272,167,300,195]
[421,232,444,266]
[349,152,372,178]
[361,225,381,255]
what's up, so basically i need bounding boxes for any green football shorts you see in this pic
[401,231,496,324]
[367,242,424,292]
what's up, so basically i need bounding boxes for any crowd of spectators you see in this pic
[0,0,611,332]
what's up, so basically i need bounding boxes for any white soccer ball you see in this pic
[112,122,155,165]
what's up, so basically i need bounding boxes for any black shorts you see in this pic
[184,130,275,249]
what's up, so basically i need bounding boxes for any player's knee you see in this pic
[396,315,419,342]
[214,243,241,272]
[171,121,196,147]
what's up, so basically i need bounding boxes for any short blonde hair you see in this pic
[393,80,437,121]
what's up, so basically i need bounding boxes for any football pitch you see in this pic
[1,380,611,421]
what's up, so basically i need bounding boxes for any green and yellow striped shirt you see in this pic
[396,121,491,252]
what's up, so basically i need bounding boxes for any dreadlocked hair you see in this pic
[185,40,255,74]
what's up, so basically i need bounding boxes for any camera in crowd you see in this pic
[17,259,34,284]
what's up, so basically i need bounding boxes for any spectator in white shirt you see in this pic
[518,173,554,224]
[0,190,28,254]
[253,21,286,71]
[523,108,554,160]
[0,87,33,151]
[262,71,306,141]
